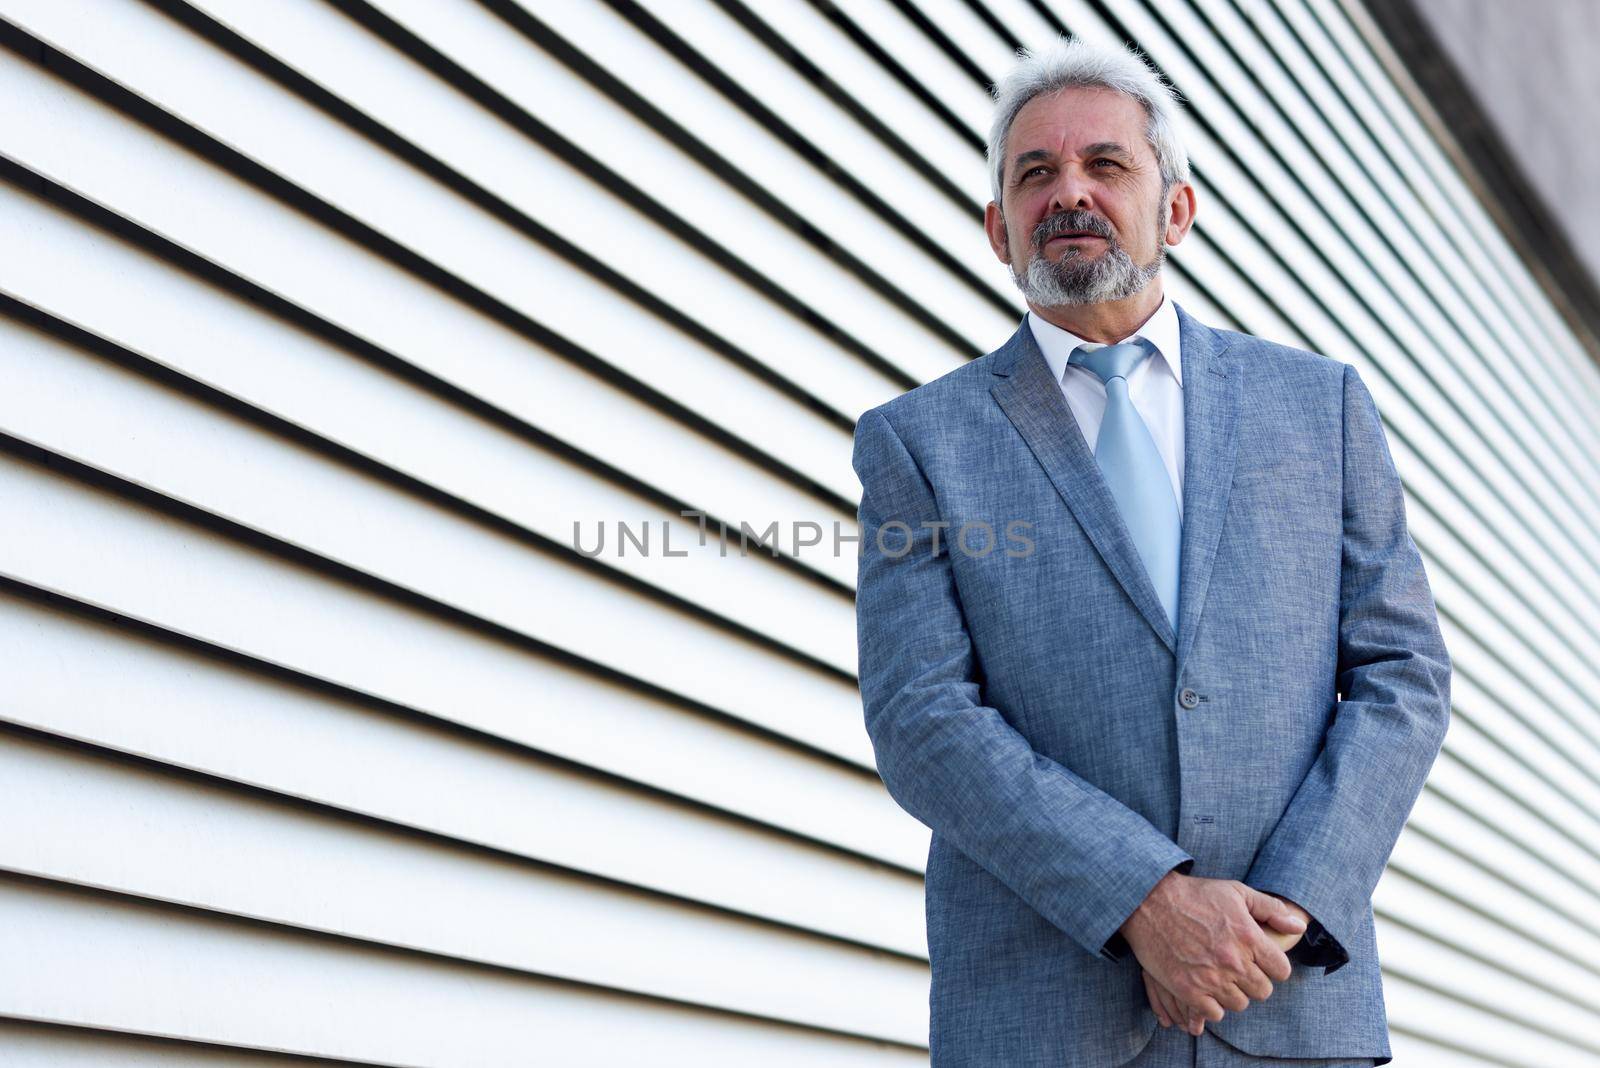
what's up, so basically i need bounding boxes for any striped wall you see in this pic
[1,1,1596,1064]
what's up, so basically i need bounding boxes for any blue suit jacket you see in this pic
[852,302,1451,1066]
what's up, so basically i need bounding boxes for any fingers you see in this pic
[1248,925,1296,984]
[1141,970,1171,1028]
[1234,960,1274,1003]
[1186,995,1224,1036]
[1212,979,1251,1013]
[1246,886,1307,936]
[1265,925,1303,952]
[1148,969,1222,1036]
[1158,986,1188,1030]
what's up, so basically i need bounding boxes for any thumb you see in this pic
[1246,888,1306,932]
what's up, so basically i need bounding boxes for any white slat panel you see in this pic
[1404,791,1600,955]
[299,0,967,387]
[820,0,995,136]
[0,4,861,589]
[1388,829,1600,964]
[1382,969,1598,1068]
[0,453,925,956]
[0,731,927,1043]
[0,876,927,1066]
[193,0,914,426]
[622,0,1012,328]
[0,281,867,716]
[1376,867,1600,1012]
[1373,921,1600,1058]
[0,186,872,769]
[1385,1029,1511,1068]
[738,0,990,206]
[0,588,924,886]
[0,196,862,669]
[0,0,876,508]
[912,0,1020,80]
[0,1018,354,1066]
[1186,0,1600,520]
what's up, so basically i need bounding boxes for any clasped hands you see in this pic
[1121,871,1310,1036]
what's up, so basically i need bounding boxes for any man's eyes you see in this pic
[1020,159,1122,179]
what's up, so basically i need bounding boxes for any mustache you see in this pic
[1034,213,1114,247]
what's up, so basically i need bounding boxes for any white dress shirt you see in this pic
[1027,292,1186,518]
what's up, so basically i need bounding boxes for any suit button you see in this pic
[1178,688,1200,710]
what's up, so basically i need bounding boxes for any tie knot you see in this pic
[1068,339,1152,385]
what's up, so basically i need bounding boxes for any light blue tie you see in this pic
[1067,338,1181,629]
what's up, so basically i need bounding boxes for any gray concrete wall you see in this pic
[1408,0,1600,286]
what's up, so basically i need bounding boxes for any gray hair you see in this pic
[986,37,1190,211]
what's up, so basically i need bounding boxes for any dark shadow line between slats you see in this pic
[884,0,995,90]
[1251,0,1600,454]
[806,0,987,155]
[709,0,979,216]
[0,577,920,885]
[0,291,861,678]
[15,0,1600,831]
[0,167,858,610]
[159,0,1600,751]
[1448,656,1600,812]
[305,0,965,387]
[584,0,1012,318]
[1426,588,1600,801]
[1386,493,1600,773]
[0,13,859,519]
[1397,456,1600,702]
[0,727,930,969]
[0,440,891,793]
[0,1014,400,1067]
[1286,0,1600,383]
[956,0,1026,54]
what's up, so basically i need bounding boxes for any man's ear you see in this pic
[984,201,1012,265]
[1163,182,1197,247]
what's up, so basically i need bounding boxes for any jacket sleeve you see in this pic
[853,406,1194,962]
[1245,362,1453,975]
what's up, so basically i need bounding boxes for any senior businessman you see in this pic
[852,36,1451,1067]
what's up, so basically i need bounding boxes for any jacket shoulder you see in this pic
[1214,326,1346,385]
[857,345,1009,435]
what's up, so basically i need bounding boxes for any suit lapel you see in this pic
[988,300,1242,662]
[990,313,1177,654]
[1172,301,1242,670]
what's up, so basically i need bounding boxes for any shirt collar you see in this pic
[1027,291,1183,388]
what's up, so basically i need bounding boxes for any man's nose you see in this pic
[1047,166,1096,214]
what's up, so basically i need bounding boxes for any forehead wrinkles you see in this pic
[1009,90,1150,161]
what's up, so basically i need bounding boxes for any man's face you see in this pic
[985,86,1183,307]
